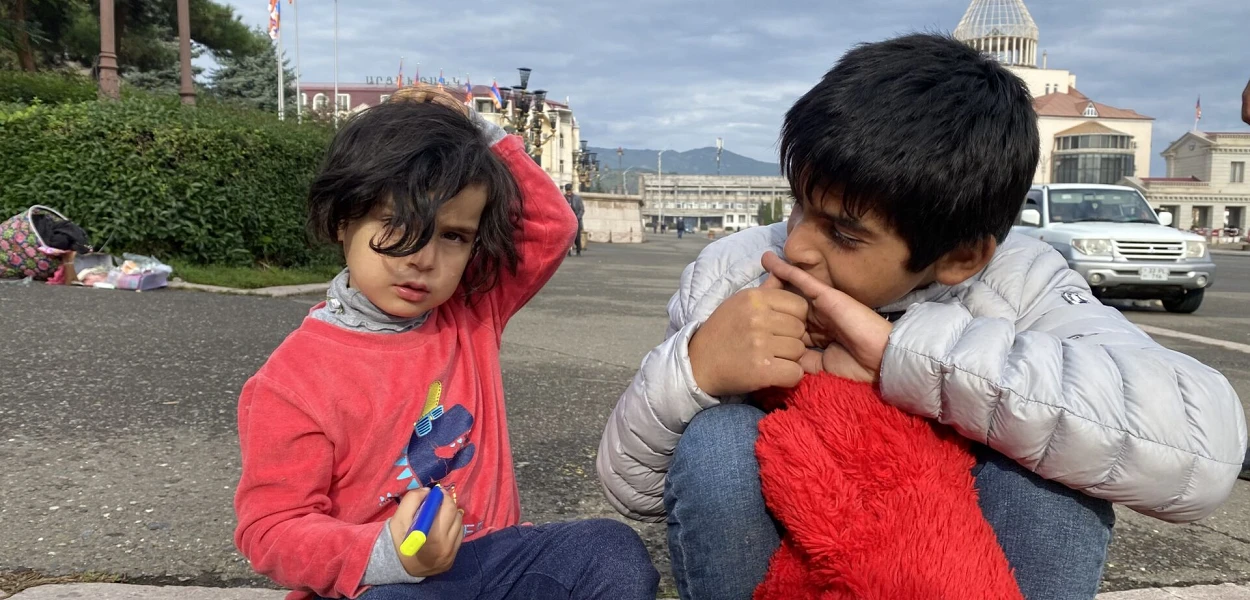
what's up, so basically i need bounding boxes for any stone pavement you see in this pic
[2,233,1249,598]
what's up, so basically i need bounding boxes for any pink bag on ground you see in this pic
[1,205,73,281]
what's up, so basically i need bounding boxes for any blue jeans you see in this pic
[351,519,658,600]
[664,404,1115,600]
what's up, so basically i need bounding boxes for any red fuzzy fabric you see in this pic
[753,373,1023,600]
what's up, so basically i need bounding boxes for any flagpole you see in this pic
[293,0,301,123]
[276,27,284,121]
[333,0,339,128]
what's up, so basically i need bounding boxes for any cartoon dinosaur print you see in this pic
[388,380,476,498]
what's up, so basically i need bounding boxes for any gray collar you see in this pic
[311,269,429,333]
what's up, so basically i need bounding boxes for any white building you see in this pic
[1123,131,1250,234]
[298,82,584,190]
[954,0,1154,185]
[639,174,792,232]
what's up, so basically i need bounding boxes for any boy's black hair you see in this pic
[780,33,1039,272]
[307,100,521,297]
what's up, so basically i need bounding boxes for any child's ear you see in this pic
[933,236,997,286]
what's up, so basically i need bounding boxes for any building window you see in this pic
[1232,161,1246,183]
[380,94,391,104]
[475,99,494,113]
[559,159,564,174]
[1052,153,1136,184]
[300,93,308,107]
[337,93,350,110]
[1083,103,1098,118]
[313,93,328,109]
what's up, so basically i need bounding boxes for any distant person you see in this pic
[676,222,684,239]
[597,34,1245,600]
[563,183,584,257]
[233,86,656,600]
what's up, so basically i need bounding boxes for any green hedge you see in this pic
[0,71,97,105]
[0,95,335,266]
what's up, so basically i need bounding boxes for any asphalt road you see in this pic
[1,235,1248,595]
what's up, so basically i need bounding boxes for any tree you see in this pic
[1,0,267,74]
[208,49,295,114]
[757,197,785,226]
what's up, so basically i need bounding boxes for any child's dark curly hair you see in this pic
[307,100,522,298]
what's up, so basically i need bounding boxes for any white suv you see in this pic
[1012,184,1215,313]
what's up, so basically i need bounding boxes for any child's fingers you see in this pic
[395,487,431,525]
[430,491,459,538]
[759,273,784,290]
[447,509,465,548]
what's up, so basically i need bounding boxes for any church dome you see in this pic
[954,0,1040,68]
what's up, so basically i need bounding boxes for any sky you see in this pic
[222,0,1250,176]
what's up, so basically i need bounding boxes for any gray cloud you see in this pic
[228,0,1250,174]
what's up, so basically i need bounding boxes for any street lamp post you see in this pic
[176,0,195,105]
[496,68,555,164]
[97,0,120,100]
[657,149,672,230]
[573,139,600,192]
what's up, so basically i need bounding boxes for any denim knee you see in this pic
[670,403,765,483]
[579,519,659,590]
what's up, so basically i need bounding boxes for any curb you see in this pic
[167,281,329,298]
[7,583,1250,599]
[1212,249,1249,256]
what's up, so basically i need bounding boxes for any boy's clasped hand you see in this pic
[689,250,892,397]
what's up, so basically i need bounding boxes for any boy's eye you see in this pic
[828,226,862,248]
[442,232,466,243]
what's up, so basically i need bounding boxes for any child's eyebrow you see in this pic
[828,213,872,236]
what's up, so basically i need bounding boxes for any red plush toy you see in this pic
[753,372,1024,600]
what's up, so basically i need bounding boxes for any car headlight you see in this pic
[1071,239,1112,256]
[1185,241,1207,258]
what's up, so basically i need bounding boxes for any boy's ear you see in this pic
[933,236,997,286]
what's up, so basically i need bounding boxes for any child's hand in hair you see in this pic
[388,486,465,577]
[762,251,891,383]
[389,83,469,116]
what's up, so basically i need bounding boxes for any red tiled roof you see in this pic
[1033,88,1152,120]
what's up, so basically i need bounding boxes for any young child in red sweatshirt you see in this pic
[233,86,658,600]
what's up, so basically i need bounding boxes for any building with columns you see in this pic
[954,0,1153,185]
[297,82,583,190]
[1123,131,1250,235]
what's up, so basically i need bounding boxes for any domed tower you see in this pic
[954,0,1039,68]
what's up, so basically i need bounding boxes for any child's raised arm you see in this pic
[473,111,578,329]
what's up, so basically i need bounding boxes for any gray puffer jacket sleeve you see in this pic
[881,235,1247,523]
[596,224,786,522]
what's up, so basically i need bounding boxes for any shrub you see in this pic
[0,95,335,266]
[0,70,97,104]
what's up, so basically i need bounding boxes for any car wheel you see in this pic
[1162,288,1204,314]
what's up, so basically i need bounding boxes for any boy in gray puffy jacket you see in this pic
[597,33,1247,600]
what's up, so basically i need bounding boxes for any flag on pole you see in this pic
[413,63,419,87]
[267,0,280,40]
[464,77,473,105]
[437,69,445,89]
[1195,95,1202,121]
[397,58,403,89]
[490,79,503,109]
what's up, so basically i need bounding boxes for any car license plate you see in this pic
[1140,267,1169,282]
